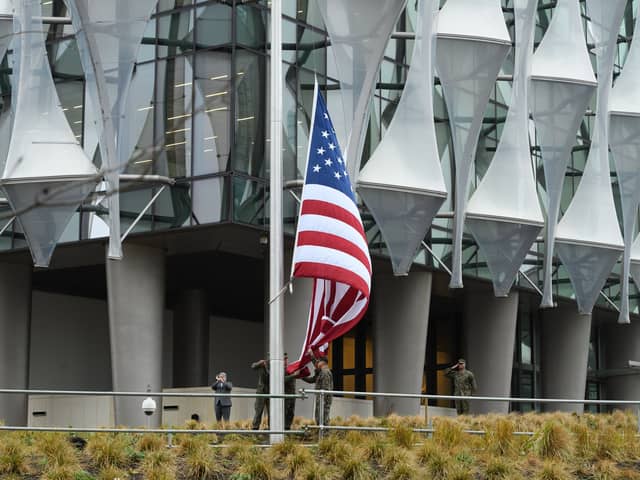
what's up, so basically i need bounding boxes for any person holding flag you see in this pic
[286,80,372,424]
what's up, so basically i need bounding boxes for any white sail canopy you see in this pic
[357,0,447,276]
[466,0,543,297]
[316,0,406,182]
[554,0,625,315]
[2,0,97,267]
[65,0,158,260]
[435,0,511,288]
[609,5,640,323]
[530,0,597,308]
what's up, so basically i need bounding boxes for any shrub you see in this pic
[136,433,165,452]
[86,433,131,469]
[486,417,515,456]
[485,457,513,479]
[140,449,176,480]
[388,424,416,449]
[533,421,572,459]
[183,443,226,480]
[362,433,388,463]
[339,446,374,480]
[96,466,128,480]
[536,460,571,480]
[380,444,412,472]
[0,434,30,475]
[34,433,79,469]
[433,417,464,449]
[236,451,276,480]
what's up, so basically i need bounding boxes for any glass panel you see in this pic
[233,177,265,226]
[194,3,232,48]
[233,50,267,177]
[156,8,194,59]
[192,50,232,175]
[192,176,226,224]
[236,4,266,49]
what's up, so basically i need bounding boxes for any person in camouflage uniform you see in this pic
[251,358,269,429]
[445,358,477,415]
[301,350,333,425]
[284,353,298,430]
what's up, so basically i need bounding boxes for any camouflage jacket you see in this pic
[302,366,333,394]
[284,371,297,395]
[251,361,269,393]
[445,368,477,396]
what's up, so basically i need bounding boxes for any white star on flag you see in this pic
[324,159,332,166]
[313,164,321,172]
[316,147,325,155]
[334,172,341,179]
[321,130,329,138]
[328,143,335,150]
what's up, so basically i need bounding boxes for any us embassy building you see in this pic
[1,0,640,427]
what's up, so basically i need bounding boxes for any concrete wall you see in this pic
[209,316,264,388]
[30,291,112,390]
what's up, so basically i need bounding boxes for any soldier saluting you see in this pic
[445,358,477,415]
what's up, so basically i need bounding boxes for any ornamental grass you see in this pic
[3,412,640,478]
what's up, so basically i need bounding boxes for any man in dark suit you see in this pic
[211,372,233,421]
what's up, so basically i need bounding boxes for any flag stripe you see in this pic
[294,260,371,299]
[301,199,367,242]
[297,231,372,275]
[294,245,371,293]
[297,214,370,259]
[301,184,362,221]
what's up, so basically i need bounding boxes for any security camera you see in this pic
[142,396,157,416]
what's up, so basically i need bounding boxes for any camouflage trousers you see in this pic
[285,398,295,430]
[252,397,269,429]
[455,399,469,415]
[314,394,332,426]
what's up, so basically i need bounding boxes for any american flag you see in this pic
[287,83,372,375]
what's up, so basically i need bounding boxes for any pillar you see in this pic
[173,289,209,387]
[0,263,32,425]
[602,319,640,404]
[373,272,432,416]
[107,244,165,426]
[540,306,591,412]
[463,285,518,414]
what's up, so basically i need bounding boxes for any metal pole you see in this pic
[318,391,325,438]
[268,0,284,445]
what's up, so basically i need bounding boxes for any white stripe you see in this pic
[301,184,362,223]
[329,282,350,317]
[297,214,370,263]
[293,245,371,291]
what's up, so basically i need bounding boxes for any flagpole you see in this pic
[268,0,284,444]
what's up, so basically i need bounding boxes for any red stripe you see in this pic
[296,231,372,273]
[294,262,370,298]
[301,200,366,242]
[331,286,359,320]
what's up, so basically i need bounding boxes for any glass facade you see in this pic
[0,0,634,317]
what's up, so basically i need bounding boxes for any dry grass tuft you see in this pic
[40,464,79,480]
[0,433,30,475]
[97,465,130,480]
[34,432,80,470]
[140,448,176,480]
[433,417,464,449]
[338,445,374,480]
[533,420,572,459]
[183,442,226,480]
[484,456,514,479]
[237,450,276,480]
[486,416,516,456]
[86,433,132,469]
[388,423,416,449]
[136,433,166,452]
[535,460,571,480]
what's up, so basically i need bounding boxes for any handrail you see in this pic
[0,426,304,435]
[0,388,304,399]
[301,389,640,405]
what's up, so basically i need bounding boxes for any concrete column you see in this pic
[0,263,32,425]
[463,286,518,414]
[602,320,640,404]
[107,244,165,426]
[540,307,591,412]
[373,272,432,416]
[173,289,209,387]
